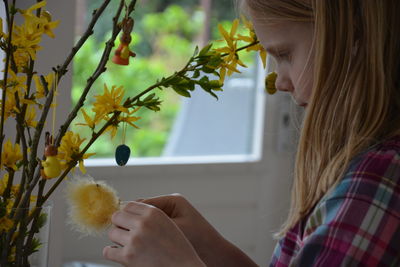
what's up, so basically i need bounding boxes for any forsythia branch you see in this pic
[55,0,131,148]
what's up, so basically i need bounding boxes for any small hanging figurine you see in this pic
[41,132,62,179]
[112,17,136,66]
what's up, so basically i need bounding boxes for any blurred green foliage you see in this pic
[72,0,253,158]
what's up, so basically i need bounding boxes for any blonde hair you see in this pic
[244,0,400,237]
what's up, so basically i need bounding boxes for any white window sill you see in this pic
[85,153,262,167]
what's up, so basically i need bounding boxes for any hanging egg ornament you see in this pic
[115,144,131,166]
[41,133,62,179]
[265,72,278,95]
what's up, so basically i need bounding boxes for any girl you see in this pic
[103,0,400,266]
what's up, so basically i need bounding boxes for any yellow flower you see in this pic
[0,92,19,121]
[104,124,118,139]
[39,16,59,39]
[33,72,55,99]
[237,15,257,43]
[1,140,23,171]
[92,84,128,117]
[12,22,43,60]
[213,20,248,83]
[75,109,102,130]
[4,69,27,94]
[217,19,239,48]
[0,173,20,198]
[57,131,95,173]
[104,107,141,139]
[0,173,9,195]
[0,18,4,38]
[13,49,31,73]
[0,216,13,232]
[24,104,37,128]
[236,16,267,68]
[20,1,47,16]
[120,107,141,128]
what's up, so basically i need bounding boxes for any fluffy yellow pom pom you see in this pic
[66,174,119,236]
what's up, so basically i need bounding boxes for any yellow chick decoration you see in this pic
[66,174,120,236]
[41,132,62,179]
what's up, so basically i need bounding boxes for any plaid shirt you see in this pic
[270,136,400,266]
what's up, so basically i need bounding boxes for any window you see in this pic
[73,0,266,166]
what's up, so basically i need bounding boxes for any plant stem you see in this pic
[27,77,54,183]
[0,0,16,171]
[2,168,14,199]
[23,179,46,264]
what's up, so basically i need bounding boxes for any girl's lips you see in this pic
[300,103,308,107]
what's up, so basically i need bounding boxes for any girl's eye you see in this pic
[277,52,291,62]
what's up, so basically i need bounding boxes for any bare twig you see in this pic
[56,0,113,81]
[23,179,46,263]
[54,0,130,147]
[27,77,54,183]
[0,0,16,170]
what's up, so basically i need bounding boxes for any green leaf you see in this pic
[29,238,42,255]
[144,93,156,102]
[163,75,181,85]
[202,66,216,74]
[192,70,200,79]
[172,86,191,97]
[177,78,190,85]
[193,45,199,57]
[207,56,223,68]
[187,80,195,91]
[199,76,210,84]
[209,80,222,88]
[37,212,48,230]
[199,43,213,56]
[208,90,219,100]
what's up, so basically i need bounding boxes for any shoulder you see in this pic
[307,135,400,230]
[297,136,400,266]
[324,135,400,203]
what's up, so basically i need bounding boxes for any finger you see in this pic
[103,245,125,265]
[108,225,130,246]
[141,193,185,218]
[111,209,138,230]
[122,200,156,215]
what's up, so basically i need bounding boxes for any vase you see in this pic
[0,204,52,267]
[28,204,52,267]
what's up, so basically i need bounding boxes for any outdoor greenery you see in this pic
[72,0,254,158]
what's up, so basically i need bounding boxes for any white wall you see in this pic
[4,1,302,266]
[59,91,299,267]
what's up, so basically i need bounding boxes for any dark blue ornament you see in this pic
[115,144,131,166]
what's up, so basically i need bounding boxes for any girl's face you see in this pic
[251,16,314,107]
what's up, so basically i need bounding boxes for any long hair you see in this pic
[244,0,400,237]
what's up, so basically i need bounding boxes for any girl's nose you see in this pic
[275,75,294,93]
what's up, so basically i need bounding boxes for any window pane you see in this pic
[72,0,263,161]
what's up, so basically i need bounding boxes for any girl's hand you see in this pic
[103,201,205,267]
[140,194,258,267]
